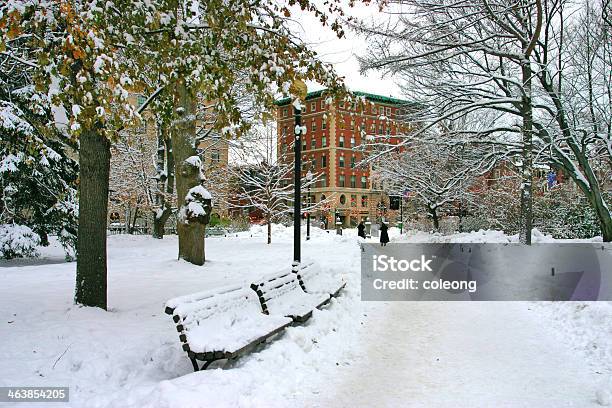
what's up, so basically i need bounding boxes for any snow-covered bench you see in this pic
[250,269,330,323]
[295,262,346,298]
[165,284,292,371]
[205,226,227,237]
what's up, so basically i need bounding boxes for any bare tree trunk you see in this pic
[153,123,174,239]
[75,126,111,310]
[518,0,542,245]
[267,219,272,244]
[131,205,139,233]
[430,207,439,231]
[174,81,206,265]
[519,60,534,245]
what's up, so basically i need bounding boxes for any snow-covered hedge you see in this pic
[0,224,41,259]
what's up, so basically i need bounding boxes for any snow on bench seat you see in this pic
[165,285,291,370]
[250,269,330,323]
[296,262,346,298]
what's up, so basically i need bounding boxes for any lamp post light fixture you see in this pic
[306,170,313,241]
[336,214,343,236]
[291,79,307,267]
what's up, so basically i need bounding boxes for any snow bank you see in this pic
[532,302,612,372]
[389,227,603,243]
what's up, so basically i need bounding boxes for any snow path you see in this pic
[298,300,601,407]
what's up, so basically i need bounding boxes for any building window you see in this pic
[320,100,325,109]
[322,136,327,147]
[339,117,345,129]
[211,149,220,163]
[282,126,287,136]
[311,102,316,112]
[339,176,345,188]
[340,193,346,204]
[339,136,344,147]
[311,138,316,149]
[370,123,375,132]
[320,178,326,188]
[350,156,356,168]
[386,107,391,116]
[339,155,345,168]
[302,140,307,150]
[283,108,288,118]
[321,194,326,201]
[339,101,345,109]
[350,175,356,188]
[371,104,376,114]
[361,176,367,188]
[361,195,368,207]
[322,116,327,129]
[350,119,355,130]
[386,127,391,136]
[311,157,316,169]
[379,106,385,115]
[350,194,357,206]
[378,124,384,135]
[311,119,317,132]
[350,137,356,147]
[321,154,327,168]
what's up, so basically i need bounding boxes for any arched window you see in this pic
[340,194,346,205]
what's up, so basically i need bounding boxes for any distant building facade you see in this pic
[275,90,411,227]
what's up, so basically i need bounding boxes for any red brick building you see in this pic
[275,90,410,227]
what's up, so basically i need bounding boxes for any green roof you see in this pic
[274,89,410,106]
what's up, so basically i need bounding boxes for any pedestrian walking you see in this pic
[380,221,389,246]
[357,220,366,239]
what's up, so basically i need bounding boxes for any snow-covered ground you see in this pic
[0,225,611,407]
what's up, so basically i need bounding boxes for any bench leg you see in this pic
[190,358,200,372]
[190,357,216,371]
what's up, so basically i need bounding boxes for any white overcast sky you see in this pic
[289,2,400,98]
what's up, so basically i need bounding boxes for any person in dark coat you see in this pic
[380,221,389,246]
[357,221,366,239]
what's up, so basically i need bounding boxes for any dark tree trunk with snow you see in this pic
[267,219,272,244]
[75,126,111,310]
[430,207,439,231]
[174,81,206,265]
[153,206,172,238]
[153,123,174,239]
[519,61,534,245]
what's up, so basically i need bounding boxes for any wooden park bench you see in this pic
[295,262,346,298]
[164,284,292,371]
[250,269,331,323]
[205,226,227,238]
[165,263,346,372]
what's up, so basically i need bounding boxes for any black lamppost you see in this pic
[291,80,307,266]
[306,170,313,241]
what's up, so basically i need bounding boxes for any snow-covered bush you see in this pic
[533,185,602,239]
[464,181,602,239]
[0,224,40,259]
